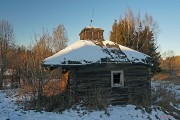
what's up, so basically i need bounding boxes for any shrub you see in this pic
[151,81,180,119]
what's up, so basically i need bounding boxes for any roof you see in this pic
[43,40,152,67]
[84,26,104,30]
[79,26,104,35]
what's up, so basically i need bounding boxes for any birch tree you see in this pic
[0,20,14,89]
[52,24,68,53]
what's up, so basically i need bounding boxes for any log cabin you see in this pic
[42,26,152,105]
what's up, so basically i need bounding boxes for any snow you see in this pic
[151,80,180,118]
[151,80,180,99]
[43,40,151,66]
[4,69,13,76]
[0,88,176,120]
[85,26,103,29]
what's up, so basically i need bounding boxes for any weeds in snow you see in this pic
[151,80,180,119]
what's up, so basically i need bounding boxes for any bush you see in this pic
[127,87,151,114]
[151,81,180,119]
[41,91,71,112]
[80,87,110,111]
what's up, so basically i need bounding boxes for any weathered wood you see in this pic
[67,63,151,105]
[111,99,128,105]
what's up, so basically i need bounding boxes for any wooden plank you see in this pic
[77,64,147,73]
[77,77,110,82]
[77,74,110,79]
[111,99,128,104]
[110,94,128,99]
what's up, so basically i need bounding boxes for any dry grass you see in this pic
[153,69,180,84]
[20,70,69,98]
[18,70,70,112]
[43,70,69,96]
[151,82,180,119]
[177,69,180,76]
[153,72,170,80]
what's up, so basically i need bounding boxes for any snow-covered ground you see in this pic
[151,80,180,99]
[1,86,179,120]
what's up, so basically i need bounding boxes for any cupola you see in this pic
[79,26,104,41]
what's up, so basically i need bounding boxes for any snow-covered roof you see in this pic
[43,40,152,66]
[84,26,103,30]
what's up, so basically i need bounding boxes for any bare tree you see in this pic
[52,24,68,53]
[18,24,68,107]
[161,50,175,73]
[124,8,135,47]
[0,20,14,89]
[20,31,52,103]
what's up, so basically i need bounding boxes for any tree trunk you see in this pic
[0,78,3,89]
[0,69,4,89]
[37,79,42,104]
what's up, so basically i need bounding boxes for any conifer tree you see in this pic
[110,20,118,43]
[110,9,161,74]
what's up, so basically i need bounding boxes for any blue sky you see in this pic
[0,0,180,55]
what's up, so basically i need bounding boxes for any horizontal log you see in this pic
[77,74,110,79]
[77,65,148,73]
[76,77,110,82]
[126,83,147,86]
[111,94,128,99]
[125,77,148,81]
[111,99,128,103]
[125,72,148,76]
[111,101,127,105]
[78,82,104,86]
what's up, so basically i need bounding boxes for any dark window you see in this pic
[113,73,121,84]
[111,71,124,87]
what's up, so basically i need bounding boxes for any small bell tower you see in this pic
[79,10,104,41]
[79,26,104,41]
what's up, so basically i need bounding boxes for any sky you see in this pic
[0,0,180,55]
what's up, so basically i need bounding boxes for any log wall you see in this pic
[69,63,151,105]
